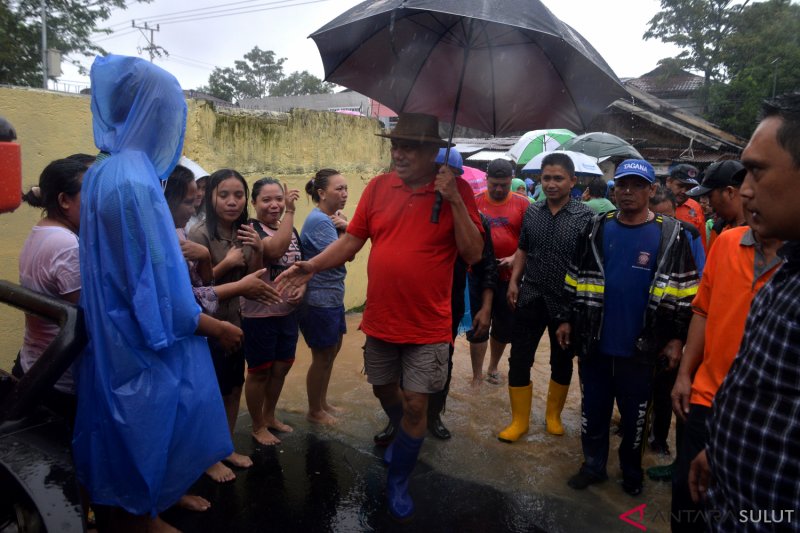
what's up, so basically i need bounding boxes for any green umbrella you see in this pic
[506,129,576,165]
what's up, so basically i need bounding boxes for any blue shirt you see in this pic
[300,207,346,307]
[599,218,661,357]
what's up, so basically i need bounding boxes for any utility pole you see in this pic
[771,58,781,98]
[131,20,168,62]
[41,0,47,88]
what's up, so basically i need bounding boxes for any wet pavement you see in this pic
[163,313,673,533]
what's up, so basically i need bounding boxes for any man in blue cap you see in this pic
[556,159,699,496]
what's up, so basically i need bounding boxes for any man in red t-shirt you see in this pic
[469,158,529,386]
[667,163,708,250]
[276,113,483,521]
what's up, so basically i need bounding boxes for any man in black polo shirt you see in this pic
[499,152,594,442]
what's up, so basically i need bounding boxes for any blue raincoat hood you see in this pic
[90,54,186,181]
[74,55,231,516]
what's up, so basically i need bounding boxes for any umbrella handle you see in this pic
[431,191,442,223]
[430,19,475,225]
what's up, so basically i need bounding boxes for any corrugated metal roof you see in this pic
[627,66,704,96]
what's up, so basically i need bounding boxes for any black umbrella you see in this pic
[311,0,627,221]
[558,132,643,160]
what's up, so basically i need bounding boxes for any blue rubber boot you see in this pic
[383,439,395,466]
[386,427,424,521]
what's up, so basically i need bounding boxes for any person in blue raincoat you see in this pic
[73,55,241,529]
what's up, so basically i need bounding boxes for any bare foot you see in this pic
[485,371,501,385]
[205,462,235,483]
[323,403,345,415]
[177,495,211,512]
[252,427,281,446]
[306,410,338,425]
[224,451,254,468]
[471,376,484,388]
[151,516,180,533]
[266,419,293,433]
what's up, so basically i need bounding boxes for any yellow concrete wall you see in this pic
[0,86,391,367]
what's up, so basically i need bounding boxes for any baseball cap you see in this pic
[435,147,464,175]
[687,160,746,197]
[487,158,514,179]
[614,159,656,184]
[669,163,700,186]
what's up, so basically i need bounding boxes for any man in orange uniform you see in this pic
[469,158,530,385]
[666,164,707,250]
[669,219,782,531]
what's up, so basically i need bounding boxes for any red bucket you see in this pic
[0,142,22,213]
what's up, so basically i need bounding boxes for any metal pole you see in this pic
[149,24,155,62]
[41,0,47,89]
[430,19,475,224]
[771,58,780,98]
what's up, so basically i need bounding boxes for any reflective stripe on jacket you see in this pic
[562,211,699,364]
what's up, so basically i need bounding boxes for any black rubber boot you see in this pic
[374,419,397,447]
[427,390,451,440]
[374,403,403,447]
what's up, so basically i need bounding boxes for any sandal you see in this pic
[486,372,501,384]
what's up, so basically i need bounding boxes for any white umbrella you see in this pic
[521,150,603,177]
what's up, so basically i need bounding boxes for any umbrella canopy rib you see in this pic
[398,13,466,113]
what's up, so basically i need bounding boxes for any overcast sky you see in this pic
[57,0,683,93]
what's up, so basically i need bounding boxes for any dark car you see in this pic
[0,280,87,532]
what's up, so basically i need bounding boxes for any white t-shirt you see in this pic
[19,225,81,393]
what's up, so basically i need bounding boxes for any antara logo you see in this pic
[619,503,648,531]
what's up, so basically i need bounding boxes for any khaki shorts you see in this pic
[363,336,449,393]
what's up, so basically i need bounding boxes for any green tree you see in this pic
[269,70,334,97]
[202,46,286,102]
[643,0,745,113]
[708,0,800,138]
[0,0,149,86]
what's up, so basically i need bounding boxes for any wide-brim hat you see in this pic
[376,112,453,147]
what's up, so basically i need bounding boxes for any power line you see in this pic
[169,53,218,68]
[96,0,330,43]
[146,0,333,26]
[167,57,215,71]
[108,0,265,28]
[93,28,138,43]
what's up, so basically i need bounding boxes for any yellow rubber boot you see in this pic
[497,382,533,443]
[545,379,570,436]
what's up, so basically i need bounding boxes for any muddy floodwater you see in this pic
[163,312,672,532]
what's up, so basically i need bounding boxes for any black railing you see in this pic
[0,280,86,422]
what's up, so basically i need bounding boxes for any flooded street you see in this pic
[167,312,673,532]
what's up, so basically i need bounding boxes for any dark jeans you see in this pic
[578,355,655,485]
[508,298,573,387]
[672,404,711,533]
[428,261,467,416]
[650,366,678,445]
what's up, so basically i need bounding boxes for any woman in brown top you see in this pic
[188,169,264,483]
